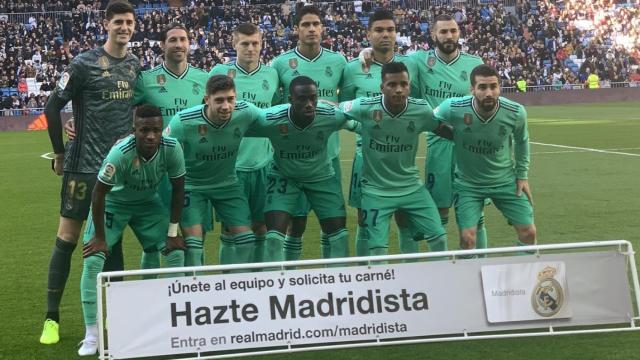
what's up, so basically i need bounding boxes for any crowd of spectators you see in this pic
[1,0,639,114]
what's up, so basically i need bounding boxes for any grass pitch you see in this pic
[1,102,639,359]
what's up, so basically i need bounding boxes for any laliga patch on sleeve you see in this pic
[102,163,116,180]
[433,106,440,115]
[57,72,70,90]
[342,100,353,112]
[164,126,171,136]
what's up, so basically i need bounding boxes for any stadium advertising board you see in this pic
[104,251,631,359]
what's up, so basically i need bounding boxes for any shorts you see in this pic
[162,175,214,232]
[348,151,363,208]
[60,172,97,220]
[83,197,167,252]
[265,168,346,220]
[454,181,534,229]
[182,183,251,229]
[237,166,268,223]
[361,187,444,249]
[289,156,343,217]
[425,136,455,209]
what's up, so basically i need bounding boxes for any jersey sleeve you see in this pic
[164,114,184,143]
[338,64,356,101]
[433,99,452,125]
[244,110,269,137]
[166,138,186,179]
[513,105,530,180]
[97,149,122,186]
[208,64,223,77]
[50,59,85,103]
[131,72,145,105]
[417,103,439,132]
[339,98,362,121]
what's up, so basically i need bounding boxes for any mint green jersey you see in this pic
[339,54,419,152]
[165,101,262,190]
[434,96,530,188]
[342,96,441,197]
[209,62,279,171]
[272,48,347,159]
[249,103,357,183]
[132,64,209,127]
[97,134,186,204]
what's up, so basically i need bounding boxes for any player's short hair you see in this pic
[368,9,395,30]
[295,5,322,25]
[470,64,500,86]
[206,75,235,95]
[160,22,189,43]
[233,23,261,38]
[381,62,409,80]
[105,0,135,21]
[135,104,162,120]
[432,14,456,30]
[289,76,317,94]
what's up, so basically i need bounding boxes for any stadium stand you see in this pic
[0,0,638,114]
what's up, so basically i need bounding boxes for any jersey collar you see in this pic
[201,105,230,129]
[434,49,461,66]
[381,95,408,118]
[294,47,323,62]
[234,62,262,76]
[372,54,396,67]
[471,98,500,123]
[162,63,190,79]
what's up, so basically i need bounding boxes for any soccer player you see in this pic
[434,64,536,256]
[248,76,359,261]
[340,9,421,256]
[132,22,210,268]
[410,14,487,252]
[209,23,280,263]
[271,5,347,260]
[77,104,186,356]
[41,0,140,345]
[165,75,262,265]
[341,62,449,256]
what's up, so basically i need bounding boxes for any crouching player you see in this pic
[77,104,186,356]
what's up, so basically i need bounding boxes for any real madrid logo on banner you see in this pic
[373,110,383,129]
[427,56,436,68]
[531,266,564,317]
[464,113,473,125]
[98,56,111,77]
[227,69,236,79]
[325,66,333,77]
[289,58,298,69]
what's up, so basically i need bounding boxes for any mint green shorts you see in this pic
[348,151,363,208]
[289,156,343,217]
[454,181,534,229]
[237,166,268,223]
[425,135,455,209]
[182,183,251,229]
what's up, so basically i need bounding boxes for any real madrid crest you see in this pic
[460,71,468,81]
[316,130,325,141]
[98,56,110,77]
[289,58,298,69]
[262,80,270,91]
[531,266,564,317]
[233,127,241,139]
[192,83,200,95]
[325,66,333,77]
[427,56,436,68]
[407,120,416,133]
[499,125,507,137]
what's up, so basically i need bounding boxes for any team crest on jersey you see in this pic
[262,80,270,91]
[98,56,110,77]
[464,113,473,125]
[198,124,208,137]
[289,58,298,69]
[102,163,116,180]
[499,125,507,137]
[325,66,333,77]
[278,124,289,138]
[192,83,201,95]
[233,127,241,139]
[531,266,564,317]
[57,72,70,90]
[407,121,416,133]
[427,56,436,68]
[316,130,325,141]
[372,110,383,129]
[460,71,468,81]
[128,66,136,77]
[227,69,236,78]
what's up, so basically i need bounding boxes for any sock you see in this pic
[440,213,449,228]
[427,233,448,252]
[517,239,536,255]
[355,225,369,257]
[327,229,350,259]
[184,236,204,267]
[397,226,419,254]
[320,232,330,259]
[265,231,285,262]
[233,231,256,264]
[103,239,124,282]
[46,237,77,322]
[476,215,488,257]
[253,235,266,263]
[162,249,185,268]
[80,253,106,326]
[284,235,302,261]
[85,324,98,340]
[140,250,160,279]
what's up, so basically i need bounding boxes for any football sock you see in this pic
[46,238,76,322]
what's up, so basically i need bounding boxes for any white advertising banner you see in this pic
[104,251,632,359]
[481,262,572,323]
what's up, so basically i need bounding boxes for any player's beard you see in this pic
[435,38,458,55]
[480,98,497,112]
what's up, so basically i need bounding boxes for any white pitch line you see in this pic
[532,147,640,155]
[40,152,55,160]
[531,142,640,157]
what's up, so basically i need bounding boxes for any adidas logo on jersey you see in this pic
[199,137,208,143]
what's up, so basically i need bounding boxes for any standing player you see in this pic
[340,9,421,257]
[77,105,186,356]
[132,22,210,268]
[41,0,140,345]
[433,65,536,254]
[209,23,280,263]
[248,76,359,261]
[165,75,262,265]
[410,14,487,252]
[271,5,347,261]
[341,62,449,255]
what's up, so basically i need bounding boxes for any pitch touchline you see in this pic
[530,142,640,157]
[532,147,640,155]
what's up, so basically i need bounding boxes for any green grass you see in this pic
[1,102,639,359]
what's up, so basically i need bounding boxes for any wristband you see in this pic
[168,223,178,237]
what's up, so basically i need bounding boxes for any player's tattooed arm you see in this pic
[83,181,112,257]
